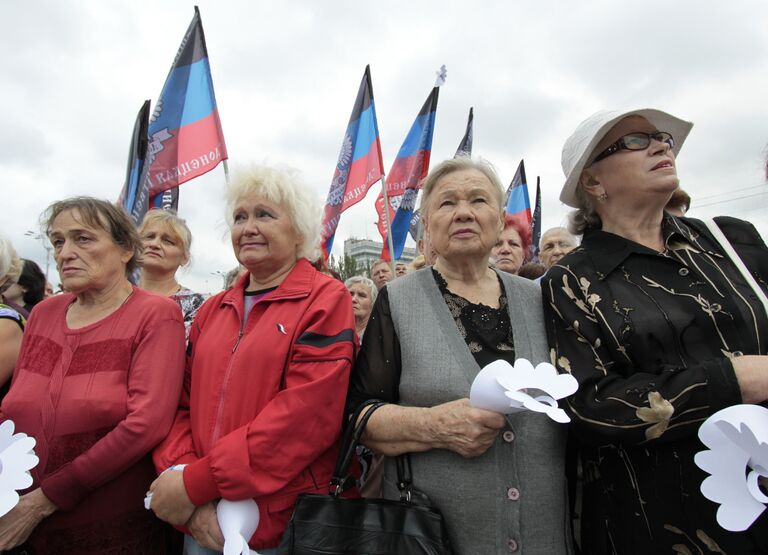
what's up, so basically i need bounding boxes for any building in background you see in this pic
[344,238,417,275]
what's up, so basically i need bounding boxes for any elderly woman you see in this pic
[0,197,186,554]
[490,214,531,275]
[347,157,571,555]
[543,109,768,554]
[0,236,24,398]
[138,209,206,341]
[150,164,356,554]
[538,227,578,270]
[345,275,377,341]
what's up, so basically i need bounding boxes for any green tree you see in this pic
[329,254,360,282]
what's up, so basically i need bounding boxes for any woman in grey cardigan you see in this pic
[346,157,572,555]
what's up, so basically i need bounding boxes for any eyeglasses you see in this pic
[591,131,674,164]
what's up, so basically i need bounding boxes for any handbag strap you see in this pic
[330,400,415,500]
[702,217,768,317]
[330,399,386,496]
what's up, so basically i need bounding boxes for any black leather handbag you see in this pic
[278,400,454,555]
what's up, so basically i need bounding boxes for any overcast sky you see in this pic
[2,0,767,293]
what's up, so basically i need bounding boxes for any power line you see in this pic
[694,185,765,202]
[694,191,768,209]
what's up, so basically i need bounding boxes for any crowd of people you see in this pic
[0,106,765,554]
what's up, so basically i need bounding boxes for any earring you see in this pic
[597,192,608,203]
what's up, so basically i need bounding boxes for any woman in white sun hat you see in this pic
[542,108,768,554]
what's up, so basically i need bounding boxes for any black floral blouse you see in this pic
[543,215,768,554]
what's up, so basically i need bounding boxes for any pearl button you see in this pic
[503,430,515,443]
[678,267,689,276]
[507,538,519,552]
[507,487,520,501]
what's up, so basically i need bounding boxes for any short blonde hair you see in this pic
[0,235,21,285]
[225,164,322,262]
[419,156,505,218]
[409,254,427,271]
[139,209,193,262]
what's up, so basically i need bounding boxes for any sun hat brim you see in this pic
[559,108,693,208]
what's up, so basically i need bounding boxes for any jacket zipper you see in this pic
[208,286,308,446]
[211,321,245,445]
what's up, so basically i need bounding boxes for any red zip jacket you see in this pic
[153,259,355,549]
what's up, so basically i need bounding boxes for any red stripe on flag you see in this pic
[506,210,532,230]
[383,151,432,197]
[339,140,385,213]
[148,109,228,196]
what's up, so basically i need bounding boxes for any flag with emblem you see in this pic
[320,65,385,258]
[377,67,443,260]
[145,6,228,205]
[504,159,532,232]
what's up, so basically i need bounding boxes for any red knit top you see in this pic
[0,287,186,554]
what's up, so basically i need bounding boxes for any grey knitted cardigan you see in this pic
[383,268,572,555]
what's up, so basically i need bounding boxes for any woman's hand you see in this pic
[187,501,225,551]
[0,488,56,550]
[733,355,768,404]
[428,398,507,458]
[149,469,196,525]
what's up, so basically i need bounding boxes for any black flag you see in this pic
[455,107,473,157]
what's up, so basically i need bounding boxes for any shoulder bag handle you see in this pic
[701,218,768,318]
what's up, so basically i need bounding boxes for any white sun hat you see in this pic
[559,108,693,208]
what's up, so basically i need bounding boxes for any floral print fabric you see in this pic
[543,215,768,554]
[170,286,206,342]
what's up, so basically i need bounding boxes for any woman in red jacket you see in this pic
[150,164,356,554]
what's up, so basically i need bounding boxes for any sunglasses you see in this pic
[591,131,675,164]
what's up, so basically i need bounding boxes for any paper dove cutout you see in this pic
[218,499,260,555]
[695,404,768,531]
[0,419,39,517]
[469,359,578,423]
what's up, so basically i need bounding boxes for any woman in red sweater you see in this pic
[0,197,186,553]
[150,164,356,554]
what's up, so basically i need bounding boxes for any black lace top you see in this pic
[432,268,515,364]
[346,268,514,413]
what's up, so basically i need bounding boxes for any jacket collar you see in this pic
[581,214,716,279]
[220,258,316,308]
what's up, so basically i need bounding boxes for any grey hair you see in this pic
[419,156,505,217]
[567,184,603,236]
[225,164,322,262]
[540,226,577,249]
[0,235,21,284]
[344,275,378,305]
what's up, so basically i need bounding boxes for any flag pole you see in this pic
[223,159,230,185]
[379,174,396,270]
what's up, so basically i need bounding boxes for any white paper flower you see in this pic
[218,499,260,555]
[469,359,578,423]
[695,404,768,531]
[0,419,39,517]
